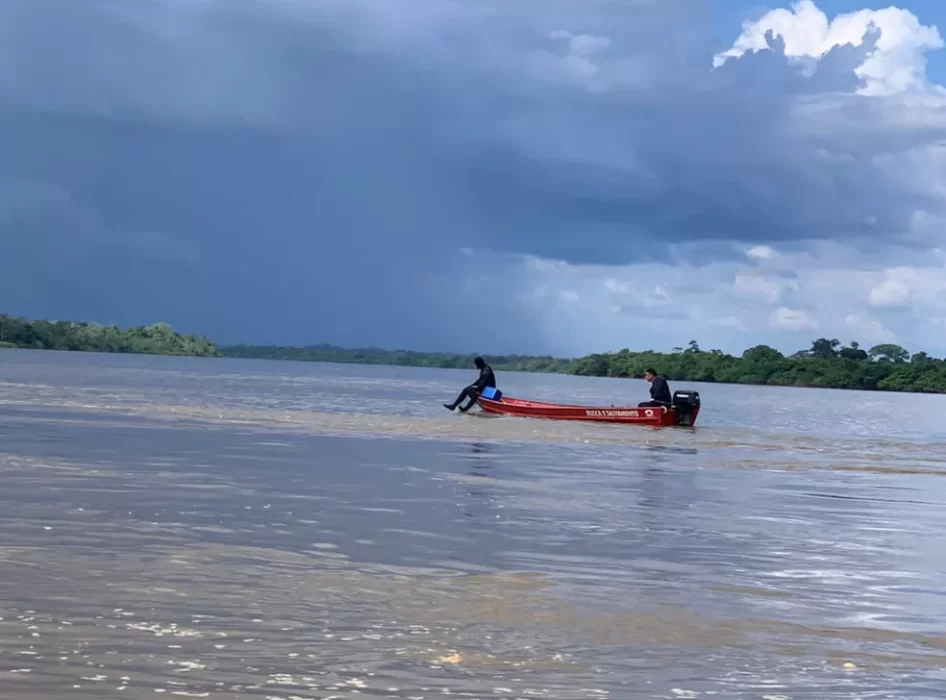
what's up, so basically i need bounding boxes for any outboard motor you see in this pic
[671,390,701,426]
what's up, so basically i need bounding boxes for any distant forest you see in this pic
[221,339,946,394]
[0,315,216,356]
[219,343,573,374]
[3,314,946,394]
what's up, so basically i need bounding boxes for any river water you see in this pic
[0,350,944,699]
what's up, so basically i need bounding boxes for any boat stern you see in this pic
[671,389,701,426]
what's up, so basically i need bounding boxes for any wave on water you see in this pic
[1,381,943,476]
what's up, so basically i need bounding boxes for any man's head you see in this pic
[643,368,657,382]
[474,356,486,369]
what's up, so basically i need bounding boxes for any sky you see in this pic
[2,0,946,357]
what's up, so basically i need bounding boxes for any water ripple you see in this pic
[0,352,944,698]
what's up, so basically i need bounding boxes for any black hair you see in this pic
[644,368,657,376]
[474,356,485,368]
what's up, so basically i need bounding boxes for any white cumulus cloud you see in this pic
[746,245,777,260]
[456,235,946,356]
[714,0,944,95]
[844,313,897,344]
[869,277,912,308]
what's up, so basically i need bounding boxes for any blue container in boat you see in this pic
[480,386,502,400]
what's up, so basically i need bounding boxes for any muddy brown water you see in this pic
[1,350,945,698]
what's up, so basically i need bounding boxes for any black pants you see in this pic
[446,385,480,412]
[638,400,669,408]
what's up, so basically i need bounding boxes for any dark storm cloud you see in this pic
[0,0,523,349]
[0,0,944,350]
[0,107,511,350]
[447,28,942,265]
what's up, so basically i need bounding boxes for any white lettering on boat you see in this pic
[585,409,641,418]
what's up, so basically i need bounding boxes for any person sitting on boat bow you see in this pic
[444,356,497,412]
[639,368,671,408]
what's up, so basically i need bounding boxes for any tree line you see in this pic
[220,339,946,394]
[0,315,216,357]
[218,343,573,374]
[568,339,946,393]
[3,314,946,394]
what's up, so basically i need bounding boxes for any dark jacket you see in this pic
[472,364,497,391]
[650,375,671,404]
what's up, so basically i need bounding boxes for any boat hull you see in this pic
[475,395,698,427]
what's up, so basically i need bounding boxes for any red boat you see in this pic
[474,389,701,427]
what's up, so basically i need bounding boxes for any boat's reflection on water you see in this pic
[639,444,699,455]
[468,411,701,455]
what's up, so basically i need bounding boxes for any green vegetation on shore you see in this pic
[4,313,946,393]
[0,315,216,356]
[220,339,946,394]
[218,344,572,373]
[568,339,946,394]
